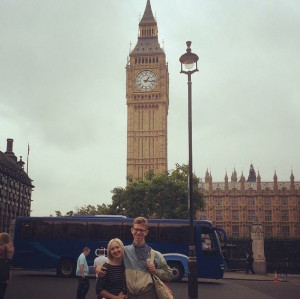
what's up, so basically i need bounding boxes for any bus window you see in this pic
[146,223,158,242]
[159,223,189,244]
[201,234,213,251]
[53,222,66,239]
[66,221,86,239]
[122,222,132,241]
[200,227,219,255]
[35,221,52,238]
[53,221,86,239]
[87,222,121,240]
[20,220,35,239]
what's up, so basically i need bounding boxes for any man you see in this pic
[245,252,255,274]
[97,217,173,298]
[201,238,209,250]
[93,247,108,279]
[76,247,90,299]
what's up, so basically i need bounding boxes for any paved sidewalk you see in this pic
[223,271,300,283]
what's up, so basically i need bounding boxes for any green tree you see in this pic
[109,164,204,218]
[54,204,110,217]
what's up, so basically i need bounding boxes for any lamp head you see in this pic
[179,41,199,72]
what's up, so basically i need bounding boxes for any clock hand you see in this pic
[143,76,150,83]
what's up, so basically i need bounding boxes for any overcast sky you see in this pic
[1,0,299,216]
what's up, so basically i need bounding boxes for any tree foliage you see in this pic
[109,164,204,219]
[54,204,110,217]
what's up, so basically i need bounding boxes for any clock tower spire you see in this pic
[126,0,169,182]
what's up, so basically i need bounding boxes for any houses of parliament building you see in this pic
[198,164,300,238]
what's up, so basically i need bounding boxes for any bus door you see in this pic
[196,224,224,279]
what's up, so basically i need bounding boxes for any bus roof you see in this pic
[14,216,214,226]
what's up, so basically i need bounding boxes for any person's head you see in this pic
[83,247,90,256]
[0,233,10,246]
[131,217,149,246]
[107,238,124,260]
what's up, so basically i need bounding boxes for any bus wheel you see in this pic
[57,259,76,277]
[168,262,184,282]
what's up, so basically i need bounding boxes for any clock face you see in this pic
[135,70,157,91]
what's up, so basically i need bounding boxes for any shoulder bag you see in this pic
[150,249,173,299]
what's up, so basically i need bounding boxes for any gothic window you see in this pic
[248,210,256,222]
[199,211,207,220]
[232,198,238,206]
[248,198,255,205]
[282,210,289,221]
[281,226,290,237]
[263,198,271,206]
[216,198,222,206]
[232,210,238,221]
[265,210,272,221]
[232,225,239,237]
[265,226,273,237]
[280,197,288,205]
[216,210,223,221]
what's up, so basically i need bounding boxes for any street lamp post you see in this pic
[179,41,199,299]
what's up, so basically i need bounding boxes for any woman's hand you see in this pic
[116,292,127,299]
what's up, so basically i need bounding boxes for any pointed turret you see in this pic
[224,172,229,191]
[240,172,245,191]
[290,170,295,192]
[139,0,157,27]
[290,170,295,183]
[205,169,210,183]
[257,170,261,191]
[231,168,237,183]
[247,164,256,182]
[273,171,278,191]
[130,0,163,56]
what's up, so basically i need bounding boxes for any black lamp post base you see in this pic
[188,245,198,299]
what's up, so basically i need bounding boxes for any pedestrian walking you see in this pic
[93,248,108,279]
[245,252,255,274]
[76,247,90,299]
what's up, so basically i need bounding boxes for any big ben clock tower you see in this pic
[126,0,169,181]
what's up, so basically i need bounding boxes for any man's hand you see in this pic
[147,262,158,275]
[95,266,107,277]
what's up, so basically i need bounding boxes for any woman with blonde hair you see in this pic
[96,238,127,299]
[0,233,14,299]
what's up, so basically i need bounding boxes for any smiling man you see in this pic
[124,217,173,299]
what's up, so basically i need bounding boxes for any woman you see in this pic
[0,233,14,299]
[96,238,127,299]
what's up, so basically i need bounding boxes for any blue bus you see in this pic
[11,216,226,281]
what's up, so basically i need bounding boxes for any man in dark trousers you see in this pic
[76,247,91,299]
[245,252,255,274]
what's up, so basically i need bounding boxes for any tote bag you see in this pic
[150,250,173,299]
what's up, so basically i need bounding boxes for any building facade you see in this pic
[198,165,300,238]
[0,139,34,232]
[126,0,169,182]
